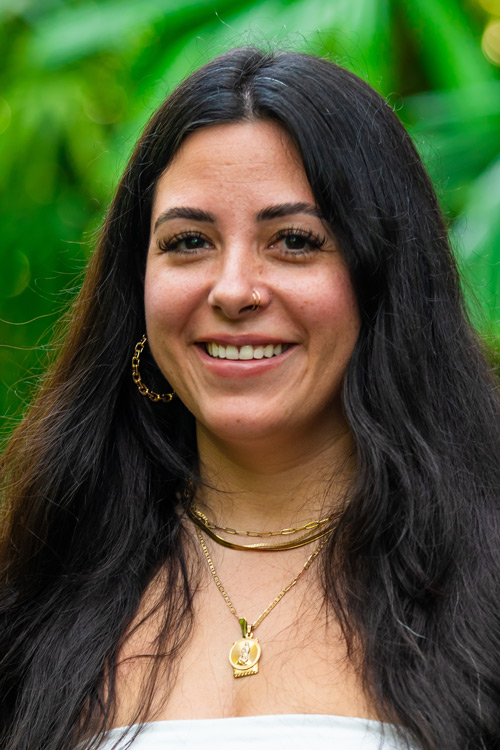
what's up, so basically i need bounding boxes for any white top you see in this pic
[96,714,417,749]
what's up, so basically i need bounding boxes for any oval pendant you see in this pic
[229,637,261,678]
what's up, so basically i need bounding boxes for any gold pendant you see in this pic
[228,619,262,678]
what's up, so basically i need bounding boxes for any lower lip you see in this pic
[194,344,296,378]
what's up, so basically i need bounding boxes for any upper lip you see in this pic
[194,334,294,346]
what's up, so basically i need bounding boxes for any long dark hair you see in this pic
[1,47,499,749]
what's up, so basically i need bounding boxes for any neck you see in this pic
[194,423,355,531]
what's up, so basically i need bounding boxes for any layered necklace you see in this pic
[188,505,336,551]
[188,494,336,678]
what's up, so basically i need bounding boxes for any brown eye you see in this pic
[270,227,327,257]
[283,234,309,251]
[180,236,208,251]
[158,232,212,254]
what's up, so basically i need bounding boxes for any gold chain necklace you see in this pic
[195,526,330,678]
[188,505,338,551]
[190,506,333,537]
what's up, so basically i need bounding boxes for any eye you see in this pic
[283,234,310,251]
[270,227,327,256]
[157,232,212,255]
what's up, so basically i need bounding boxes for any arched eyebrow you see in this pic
[153,201,324,232]
[256,202,324,221]
[154,207,215,232]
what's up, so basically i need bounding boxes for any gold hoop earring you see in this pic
[132,335,175,403]
[251,290,261,311]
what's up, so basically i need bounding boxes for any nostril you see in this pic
[208,285,266,319]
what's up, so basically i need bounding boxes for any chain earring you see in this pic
[131,334,175,403]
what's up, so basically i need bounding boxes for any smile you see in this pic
[204,342,291,360]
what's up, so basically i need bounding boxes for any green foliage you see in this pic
[1,0,499,427]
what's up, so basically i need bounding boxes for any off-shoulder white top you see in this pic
[95,714,417,749]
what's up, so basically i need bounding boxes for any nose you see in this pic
[207,249,268,319]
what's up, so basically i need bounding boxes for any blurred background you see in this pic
[1,0,500,432]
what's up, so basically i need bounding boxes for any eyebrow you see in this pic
[154,207,215,232]
[153,202,324,232]
[256,202,324,221]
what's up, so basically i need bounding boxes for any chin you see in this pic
[196,411,293,446]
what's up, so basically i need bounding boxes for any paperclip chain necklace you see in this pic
[191,506,333,537]
[195,526,331,678]
[188,505,338,551]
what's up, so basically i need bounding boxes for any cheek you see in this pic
[145,280,173,333]
[144,267,191,336]
[143,272,187,388]
[329,277,360,339]
[143,271,188,386]
[296,269,360,348]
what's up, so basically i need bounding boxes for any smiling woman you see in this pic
[145,121,359,449]
[1,48,500,750]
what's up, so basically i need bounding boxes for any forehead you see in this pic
[151,120,315,222]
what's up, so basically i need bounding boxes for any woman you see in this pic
[1,47,499,750]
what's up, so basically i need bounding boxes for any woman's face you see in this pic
[145,120,360,448]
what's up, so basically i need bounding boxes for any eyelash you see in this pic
[270,227,327,255]
[157,231,208,255]
[156,227,327,256]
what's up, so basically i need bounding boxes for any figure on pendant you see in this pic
[229,638,261,677]
[228,618,262,677]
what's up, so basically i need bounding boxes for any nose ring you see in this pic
[251,290,261,311]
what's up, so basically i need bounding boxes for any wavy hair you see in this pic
[1,47,500,749]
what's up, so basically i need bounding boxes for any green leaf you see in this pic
[452,153,500,329]
[403,82,500,214]
[29,0,254,67]
[0,250,31,299]
[397,0,495,89]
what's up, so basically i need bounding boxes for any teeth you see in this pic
[205,342,288,360]
[239,345,254,360]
